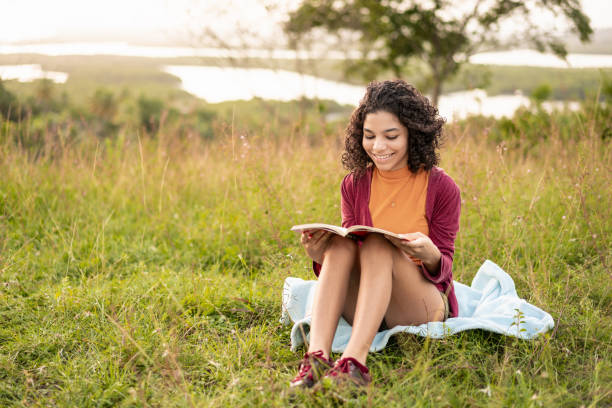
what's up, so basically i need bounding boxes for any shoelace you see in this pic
[295,350,326,381]
[329,357,369,378]
[328,358,352,377]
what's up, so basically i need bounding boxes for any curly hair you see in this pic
[342,80,445,175]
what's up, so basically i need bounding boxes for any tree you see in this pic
[90,88,117,123]
[0,80,19,121]
[285,0,593,106]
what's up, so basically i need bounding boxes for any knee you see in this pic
[358,234,394,275]
[360,233,393,254]
[324,235,357,257]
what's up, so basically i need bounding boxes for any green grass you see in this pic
[0,105,611,406]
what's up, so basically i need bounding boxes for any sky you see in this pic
[0,0,610,45]
[0,0,296,45]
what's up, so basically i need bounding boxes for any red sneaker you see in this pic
[290,350,333,388]
[324,357,371,387]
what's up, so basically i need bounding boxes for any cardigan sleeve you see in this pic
[420,172,461,284]
[340,173,356,228]
[313,173,356,277]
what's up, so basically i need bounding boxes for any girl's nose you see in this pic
[372,138,386,151]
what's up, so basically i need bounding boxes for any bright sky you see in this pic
[0,0,182,43]
[0,0,610,44]
[0,0,298,45]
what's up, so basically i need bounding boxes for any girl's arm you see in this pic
[386,174,460,282]
[301,230,332,265]
[421,175,461,282]
[340,173,356,228]
[384,232,441,272]
[313,173,356,276]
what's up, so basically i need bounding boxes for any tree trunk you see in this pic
[431,77,442,108]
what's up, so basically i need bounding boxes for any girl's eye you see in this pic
[387,136,398,140]
[364,135,375,139]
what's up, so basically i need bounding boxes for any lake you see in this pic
[0,63,578,121]
[2,43,598,120]
[162,65,578,121]
[1,42,611,67]
[0,64,67,83]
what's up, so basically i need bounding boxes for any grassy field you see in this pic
[0,102,611,406]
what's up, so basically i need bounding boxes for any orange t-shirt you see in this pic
[369,166,429,237]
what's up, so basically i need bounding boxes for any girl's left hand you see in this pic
[384,232,441,268]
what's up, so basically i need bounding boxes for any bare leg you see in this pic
[307,236,358,359]
[341,234,445,364]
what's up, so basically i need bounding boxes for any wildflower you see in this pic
[479,385,491,397]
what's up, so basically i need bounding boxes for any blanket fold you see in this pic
[281,260,554,352]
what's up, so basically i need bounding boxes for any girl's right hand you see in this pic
[300,230,332,264]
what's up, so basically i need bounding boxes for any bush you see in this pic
[0,80,19,121]
[137,94,164,132]
[455,99,611,152]
[530,83,552,104]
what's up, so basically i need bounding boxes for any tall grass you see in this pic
[0,106,610,406]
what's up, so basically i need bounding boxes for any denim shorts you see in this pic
[440,290,450,321]
[378,289,450,331]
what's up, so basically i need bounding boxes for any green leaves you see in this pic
[286,0,593,106]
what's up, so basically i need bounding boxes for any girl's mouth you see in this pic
[373,153,393,160]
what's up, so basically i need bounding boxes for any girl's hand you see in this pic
[384,232,441,273]
[300,230,332,264]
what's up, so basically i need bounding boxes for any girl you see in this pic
[291,80,461,388]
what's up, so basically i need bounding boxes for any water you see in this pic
[162,65,364,105]
[0,42,351,59]
[436,89,579,121]
[2,43,591,120]
[163,65,579,121]
[1,42,611,67]
[0,64,67,83]
[469,49,612,68]
[0,62,578,121]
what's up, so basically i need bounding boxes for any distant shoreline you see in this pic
[1,42,612,68]
[2,52,611,105]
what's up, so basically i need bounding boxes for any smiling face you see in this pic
[362,110,409,171]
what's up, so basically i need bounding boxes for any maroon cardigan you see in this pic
[314,166,461,318]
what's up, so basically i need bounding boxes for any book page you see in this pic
[290,223,348,236]
[345,225,405,240]
[291,223,408,240]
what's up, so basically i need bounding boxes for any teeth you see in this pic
[374,153,392,159]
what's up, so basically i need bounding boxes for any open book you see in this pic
[290,223,408,240]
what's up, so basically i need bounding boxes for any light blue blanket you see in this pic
[281,260,554,352]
